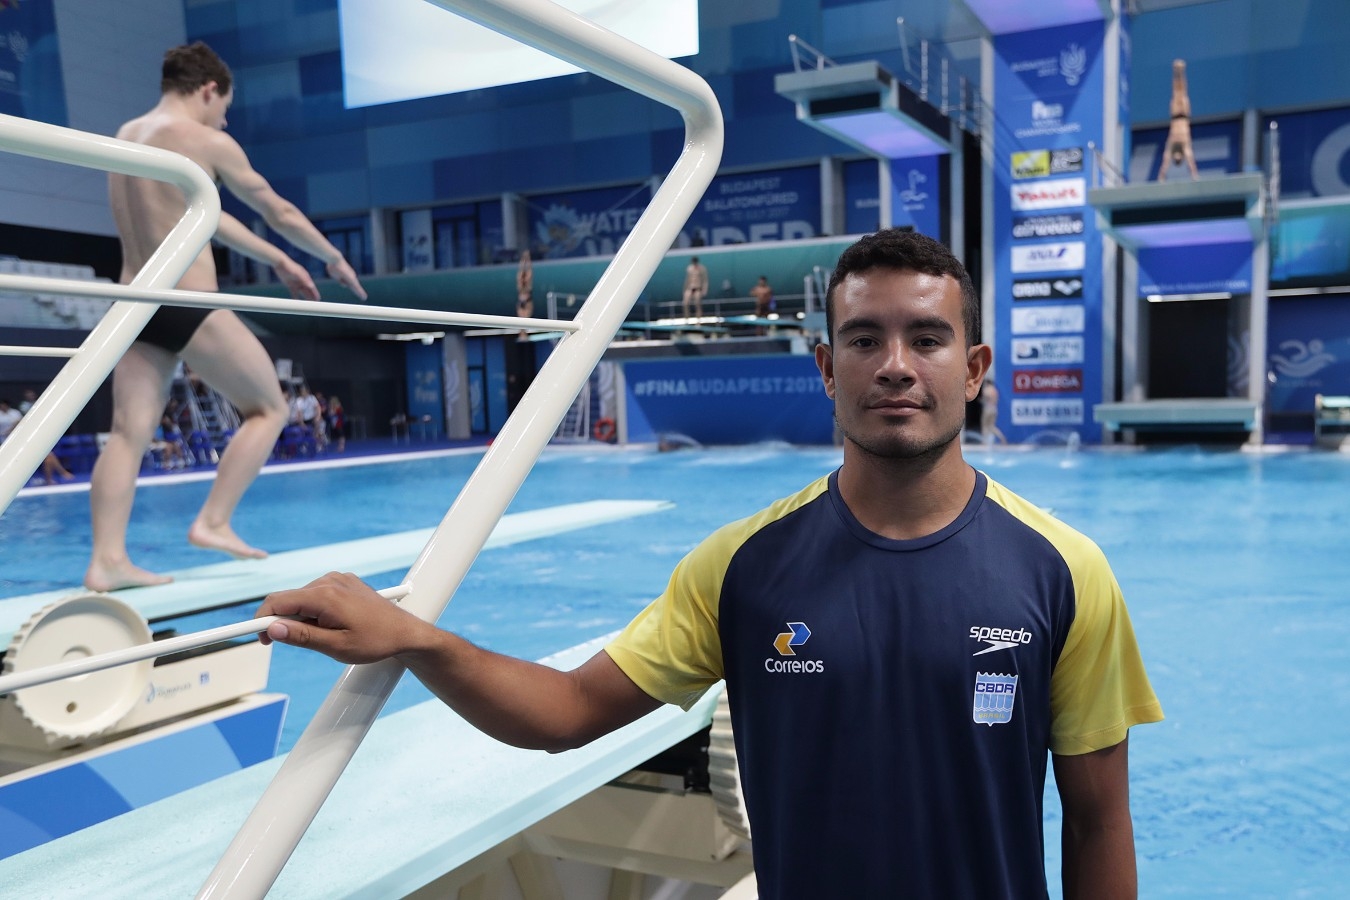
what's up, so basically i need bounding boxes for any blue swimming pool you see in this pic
[2,444,1348,897]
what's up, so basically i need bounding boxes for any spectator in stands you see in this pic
[681,256,708,322]
[980,380,1006,445]
[149,413,187,470]
[0,399,20,443]
[296,384,323,439]
[84,41,367,593]
[515,249,534,341]
[18,388,38,414]
[751,275,774,318]
[327,396,348,453]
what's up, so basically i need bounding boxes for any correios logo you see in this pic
[766,621,824,674]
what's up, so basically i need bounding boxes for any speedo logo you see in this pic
[766,621,824,673]
[970,625,1033,656]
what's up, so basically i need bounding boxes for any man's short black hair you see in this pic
[162,42,232,96]
[824,229,980,346]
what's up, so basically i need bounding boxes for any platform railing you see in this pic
[0,0,722,896]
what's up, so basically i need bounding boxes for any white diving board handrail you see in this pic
[196,1,723,897]
[0,114,220,509]
[0,274,581,336]
[0,0,723,895]
[0,585,411,696]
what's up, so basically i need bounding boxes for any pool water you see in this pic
[2,444,1348,897]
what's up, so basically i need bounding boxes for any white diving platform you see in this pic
[773,60,953,160]
[0,636,751,898]
[1093,398,1259,432]
[0,499,672,646]
[1087,172,1267,250]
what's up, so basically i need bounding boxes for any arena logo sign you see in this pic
[1010,177,1085,211]
[1013,369,1084,393]
[1012,277,1083,300]
[1012,213,1084,240]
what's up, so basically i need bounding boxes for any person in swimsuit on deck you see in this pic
[84,42,367,592]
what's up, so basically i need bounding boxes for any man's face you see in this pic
[816,268,988,461]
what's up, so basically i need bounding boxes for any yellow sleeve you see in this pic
[605,538,728,711]
[606,476,830,710]
[1047,531,1165,755]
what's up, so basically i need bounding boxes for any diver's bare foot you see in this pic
[84,560,174,592]
[188,521,268,560]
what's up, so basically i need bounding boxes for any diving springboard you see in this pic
[0,499,672,647]
[0,636,728,899]
[1093,398,1258,431]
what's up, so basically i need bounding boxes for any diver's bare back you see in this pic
[110,112,221,291]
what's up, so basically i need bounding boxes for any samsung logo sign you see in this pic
[1013,213,1084,239]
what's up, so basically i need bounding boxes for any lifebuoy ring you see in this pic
[593,417,617,442]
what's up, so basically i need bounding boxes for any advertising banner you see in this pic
[681,165,821,247]
[0,0,66,125]
[1263,106,1350,199]
[1137,242,1253,296]
[526,182,652,259]
[992,20,1107,442]
[623,355,834,444]
[888,155,942,238]
[1266,295,1350,419]
[405,341,444,435]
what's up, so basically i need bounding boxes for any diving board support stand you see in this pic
[1089,173,1270,443]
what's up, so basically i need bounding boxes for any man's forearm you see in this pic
[1062,820,1138,900]
[263,202,344,265]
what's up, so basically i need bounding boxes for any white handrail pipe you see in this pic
[0,113,220,507]
[197,1,722,896]
[0,586,411,696]
[0,275,580,334]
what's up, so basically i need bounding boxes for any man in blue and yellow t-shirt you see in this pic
[262,229,1162,899]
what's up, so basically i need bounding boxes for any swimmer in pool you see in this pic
[84,42,367,592]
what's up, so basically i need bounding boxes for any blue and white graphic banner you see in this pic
[992,20,1107,443]
[0,0,66,125]
[526,182,653,259]
[623,355,834,444]
[681,166,821,247]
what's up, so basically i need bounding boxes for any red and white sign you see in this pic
[1010,177,1086,211]
[1013,368,1084,393]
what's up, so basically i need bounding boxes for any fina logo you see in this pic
[973,673,1019,726]
[766,621,824,674]
[1060,43,1087,86]
[1270,339,1336,378]
[1032,100,1064,122]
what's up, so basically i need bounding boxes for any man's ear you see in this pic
[816,342,836,400]
[965,343,993,402]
